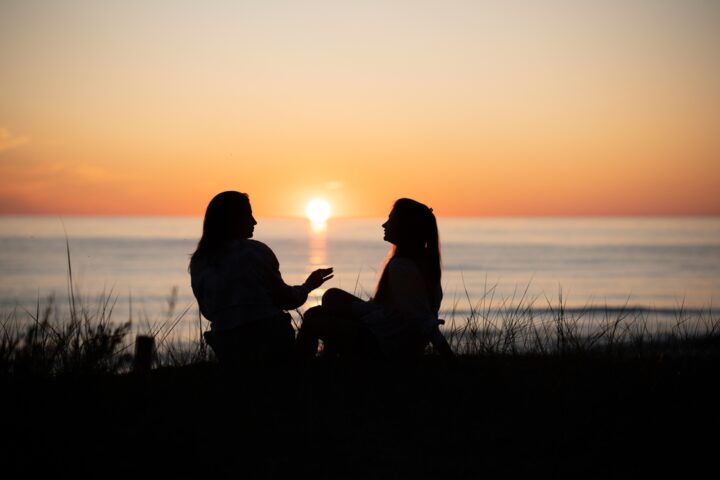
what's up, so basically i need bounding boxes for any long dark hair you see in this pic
[373,198,442,311]
[189,191,251,272]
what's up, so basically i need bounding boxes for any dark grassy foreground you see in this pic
[2,352,718,479]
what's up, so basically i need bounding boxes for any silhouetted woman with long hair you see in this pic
[297,198,453,360]
[190,191,333,366]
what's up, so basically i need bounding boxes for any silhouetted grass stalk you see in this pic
[1,246,718,378]
[0,242,212,378]
[441,279,719,358]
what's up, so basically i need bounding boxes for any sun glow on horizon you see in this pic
[305,199,331,225]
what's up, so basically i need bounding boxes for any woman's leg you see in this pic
[295,306,325,359]
[296,304,360,359]
[322,288,364,317]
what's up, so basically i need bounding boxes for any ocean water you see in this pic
[1,216,719,337]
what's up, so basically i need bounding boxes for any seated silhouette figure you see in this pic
[296,198,453,361]
[189,191,333,367]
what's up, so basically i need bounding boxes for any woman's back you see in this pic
[353,257,442,356]
[191,239,286,332]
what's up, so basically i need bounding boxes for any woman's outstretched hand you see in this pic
[303,268,334,291]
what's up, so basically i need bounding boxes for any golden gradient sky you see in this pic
[1,0,719,217]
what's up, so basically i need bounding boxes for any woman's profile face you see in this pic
[238,206,257,239]
[382,209,400,245]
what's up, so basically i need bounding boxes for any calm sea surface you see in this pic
[1,216,719,336]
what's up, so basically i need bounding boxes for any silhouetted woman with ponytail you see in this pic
[297,198,453,360]
[189,191,333,366]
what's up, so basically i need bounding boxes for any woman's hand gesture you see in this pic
[303,268,334,291]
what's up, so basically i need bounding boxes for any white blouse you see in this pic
[352,257,443,355]
[190,239,308,332]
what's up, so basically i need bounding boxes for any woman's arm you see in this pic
[255,243,333,309]
[267,267,334,310]
[426,327,454,358]
[266,271,310,310]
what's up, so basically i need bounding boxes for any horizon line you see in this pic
[1,212,719,220]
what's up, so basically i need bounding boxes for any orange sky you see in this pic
[1,0,719,217]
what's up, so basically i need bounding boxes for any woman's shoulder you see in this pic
[387,257,422,278]
[224,238,270,252]
[240,239,271,252]
[191,240,277,275]
[238,239,279,266]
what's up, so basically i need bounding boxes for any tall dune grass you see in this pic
[1,242,718,379]
[440,280,719,357]
[0,239,211,378]
[3,286,718,379]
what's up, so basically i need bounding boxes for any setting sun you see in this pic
[305,199,331,224]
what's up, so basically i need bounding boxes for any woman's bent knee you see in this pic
[322,288,360,316]
[321,288,344,304]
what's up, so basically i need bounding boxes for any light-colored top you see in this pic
[190,239,309,332]
[352,257,443,356]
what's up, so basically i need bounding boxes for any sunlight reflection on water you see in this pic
[1,216,718,341]
[308,225,328,268]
